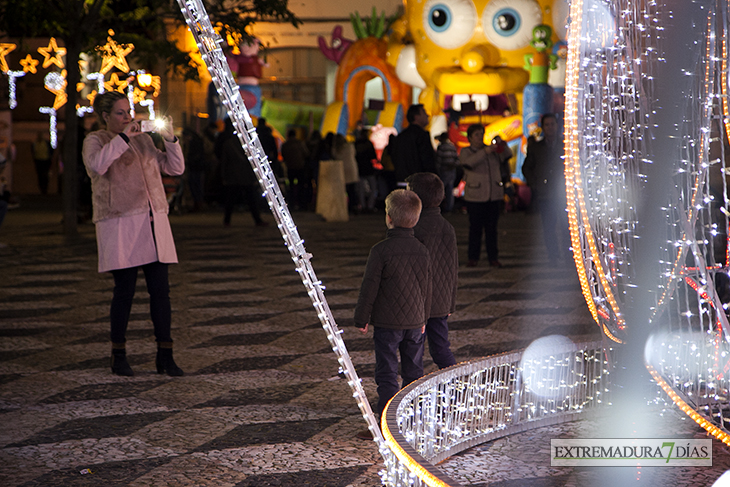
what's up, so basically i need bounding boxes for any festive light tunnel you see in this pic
[566,0,730,444]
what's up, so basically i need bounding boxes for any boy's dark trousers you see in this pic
[425,315,456,369]
[373,326,425,417]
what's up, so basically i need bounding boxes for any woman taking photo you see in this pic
[459,124,512,268]
[82,91,185,377]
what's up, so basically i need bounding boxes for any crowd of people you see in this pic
[72,95,567,437]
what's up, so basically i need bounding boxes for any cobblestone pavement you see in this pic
[0,196,727,486]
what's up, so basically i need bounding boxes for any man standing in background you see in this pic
[392,104,436,184]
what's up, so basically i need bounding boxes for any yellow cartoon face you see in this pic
[397,0,561,116]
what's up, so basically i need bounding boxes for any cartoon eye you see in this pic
[483,0,543,51]
[423,0,477,49]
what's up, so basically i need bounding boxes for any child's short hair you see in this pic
[386,189,422,228]
[406,172,444,208]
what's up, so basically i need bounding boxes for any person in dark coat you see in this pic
[217,119,267,227]
[522,113,571,265]
[391,104,436,183]
[435,132,459,212]
[354,189,431,439]
[281,129,309,210]
[354,129,378,212]
[256,118,281,178]
[406,172,458,369]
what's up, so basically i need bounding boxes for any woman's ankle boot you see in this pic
[111,345,134,376]
[156,342,184,376]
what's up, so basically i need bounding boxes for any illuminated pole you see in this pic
[175,0,386,447]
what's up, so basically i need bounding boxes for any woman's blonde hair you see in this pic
[93,91,127,124]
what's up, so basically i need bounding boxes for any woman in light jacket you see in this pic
[83,91,185,377]
[459,124,511,268]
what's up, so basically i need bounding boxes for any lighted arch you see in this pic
[333,36,411,133]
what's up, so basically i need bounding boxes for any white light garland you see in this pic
[87,72,105,95]
[6,70,24,109]
[140,99,155,120]
[175,0,385,458]
[38,107,57,149]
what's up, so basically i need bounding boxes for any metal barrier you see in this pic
[379,340,610,486]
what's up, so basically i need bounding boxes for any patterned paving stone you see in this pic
[192,332,290,348]
[196,355,305,374]
[7,411,177,447]
[195,417,342,449]
[52,353,155,371]
[448,318,497,330]
[232,465,370,486]
[39,381,169,403]
[193,382,319,408]
[19,457,173,487]
[7,201,724,486]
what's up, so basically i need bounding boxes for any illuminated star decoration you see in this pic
[37,38,66,69]
[97,30,134,75]
[147,75,161,97]
[20,54,39,74]
[0,43,17,73]
[132,87,147,104]
[44,70,68,110]
[104,72,129,93]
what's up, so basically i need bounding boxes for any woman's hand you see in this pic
[123,121,142,137]
[158,117,175,142]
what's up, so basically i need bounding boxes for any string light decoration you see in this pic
[382,341,610,485]
[174,0,386,460]
[44,70,67,110]
[566,0,730,445]
[642,0,730,444]
[0,43,16,72]
[7,70,24,109]
[103,72,129,93]
[126,84,135,119]
[3,34,161,153]
[19,54,39,74]
[96,30,134,74]
[39,107,57,149]
[37,38,65,69]
[564,0,658,345]
[140,99,156,120]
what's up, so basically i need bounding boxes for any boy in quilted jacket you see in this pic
[355,189,431,439]
[406,172,458,369]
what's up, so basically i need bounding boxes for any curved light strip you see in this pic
[380,403,451,487]
[647,364,730,445]
[564,0,625,341]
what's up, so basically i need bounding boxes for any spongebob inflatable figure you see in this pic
[387,0,568,144]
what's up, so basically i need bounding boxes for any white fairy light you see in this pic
[7,70,24,109]
[174,0,386,464]
[140,99,155,120]
[87,72,105,94]
[38,107,57,148]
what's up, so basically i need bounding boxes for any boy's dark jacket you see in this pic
[355,227,431,329]
[413,207,458,317]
